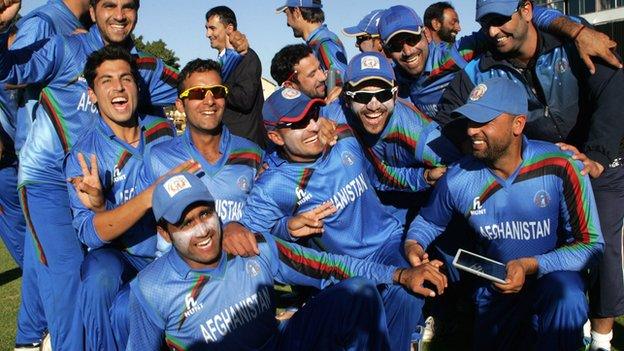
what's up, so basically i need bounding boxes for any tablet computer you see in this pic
[452,249,507,284]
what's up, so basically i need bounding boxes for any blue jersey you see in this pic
[144,127,263,224]
[12,0,86,152]
[408,138,604,275]
[240,125,403,259]
[64,115,175,259]
[307,24,348,83]
[127,233,395,351]
[0,25,178,186]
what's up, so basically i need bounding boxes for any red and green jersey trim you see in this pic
[40,88,72,153]
[275,237,352,280]
[19,188,48,266]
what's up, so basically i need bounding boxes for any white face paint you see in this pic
[171,213,222,265]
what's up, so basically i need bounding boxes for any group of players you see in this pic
[0,0,622,350]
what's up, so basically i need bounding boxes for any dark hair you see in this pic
[289,6,325,24]
[424,2,455,29]
[89,0,140,9]
[205,6,238,30]
[177,59,222,94]
[84,45,138,89]
[271,44,313,85]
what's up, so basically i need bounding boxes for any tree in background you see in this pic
[132,34,180,69]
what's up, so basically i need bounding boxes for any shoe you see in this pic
[14,343,40,351]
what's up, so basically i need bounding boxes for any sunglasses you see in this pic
[179,85,229,100]
[345,87,397,104]
[277,105,320,130]
[384,32,422,53]
[356,34,379,46]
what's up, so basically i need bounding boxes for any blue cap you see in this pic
[476,0,519,21]
[451,77,528,123]
[378,5,423,43]
[152,172,214,224]
[263,88,325,130]
[342,9,384,37]
[276,0,322,13]
[345,51,395,87]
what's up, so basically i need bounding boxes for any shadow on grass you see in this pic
[0,267,22,286]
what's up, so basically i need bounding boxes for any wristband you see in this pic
[573,25,586,41]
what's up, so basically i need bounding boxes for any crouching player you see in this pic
[406,78,604,350]
[64,46,180,350]
[126,171,447,350]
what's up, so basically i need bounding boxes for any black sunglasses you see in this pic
[345,87,397,104]
[277,105,321,130]
[384,32,422,53]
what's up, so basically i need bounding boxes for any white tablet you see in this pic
[452,249,507,284]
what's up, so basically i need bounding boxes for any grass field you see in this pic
[1,244,624,350]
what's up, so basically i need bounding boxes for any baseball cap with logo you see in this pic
[262,88,325,130]
[345,51,396,87]
[378,5,423,43]
[342,9,384,37]
[476,0,520,21]
[152,172,214,224]
[276,0,322,13]
[451,77,528,123]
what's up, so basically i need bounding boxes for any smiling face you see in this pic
[386,32,430,77]
[88,59,138,128]
[164,204,222,270]
[347,80,397,135]
[175,70,225,135]
[90,0,138,45]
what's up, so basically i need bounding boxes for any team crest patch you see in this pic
[237,176,250,192]
[534,190,550,208]
[163,175,192,198]
[282,88,301,100]
[341,151,355,166]
[469,83,487,101]
[246,260,261,277]
[555,58,569,74]
[361,55,381,70]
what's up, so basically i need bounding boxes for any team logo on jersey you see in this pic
[246,260,262,277]
[282,88,301,100]
[164,175,192,197]
[555,58,569,74]
[237,176,250,192]
[470,196,486,215]
[341,151,355,166]
[361,55,381,70]
[533,190,550,208]
[183,293,204,318]
[113,166,127,183]
[295,186,312,206]
[469,84,487,101]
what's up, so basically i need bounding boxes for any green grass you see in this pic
[1,244,623,350]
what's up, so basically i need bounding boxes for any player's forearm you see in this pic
[93,188,152,242]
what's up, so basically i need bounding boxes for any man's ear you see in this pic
[157,225,172,243]
[175,98,185,114]
[513,114,527,136]
[267,130,285,146]
[88,87,98,105]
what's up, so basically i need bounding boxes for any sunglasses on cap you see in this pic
[179,85,229,100]
[277,105,321,130]
[384,32,423,53]
[345,86,398,104]
[355,34,379,46]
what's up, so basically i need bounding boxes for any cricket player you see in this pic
[0,0,178,348]
[407,78,604,350]
[143,58,263,254]
[64,45,176,351]
[126,171,447,350]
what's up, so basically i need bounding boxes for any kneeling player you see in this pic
[126,172,448,350]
